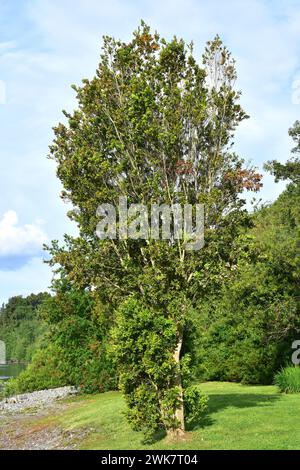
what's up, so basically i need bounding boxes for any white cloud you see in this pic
[0,210,48,257]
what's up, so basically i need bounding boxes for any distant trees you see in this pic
[0,293,49,362]
[195,122,300,384]
[5,279,117,395]
[264,121,300,184]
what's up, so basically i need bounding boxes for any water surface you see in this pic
[0,363,26,382]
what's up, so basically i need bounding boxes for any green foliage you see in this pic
[275,367,300,394]
[194,296,298,384]
[184,386,208,426]
[0,293,49,362]
[264,157,300,184]
[41,284,118,393]
[264,121,300,184]
[48,22,259,436]
[4,344,67,395]
[112,297,177,440]
[192,178,300,384]
[5,282,117,396]
[112,297,207,441]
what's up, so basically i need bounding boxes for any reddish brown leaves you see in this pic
[224,168,263,192]
[175,160,193,175]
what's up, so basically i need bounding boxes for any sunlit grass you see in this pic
[44,381,300,450]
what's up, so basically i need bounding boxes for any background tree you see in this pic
[4,278,117,396]
[48,23,261,439]
[264,120,300,184]
[0,293,49,363]
[196,121,300,386]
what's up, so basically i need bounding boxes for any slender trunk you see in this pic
[167,327,185,439]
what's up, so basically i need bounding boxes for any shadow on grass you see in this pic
[146,392,281,442]
[146,428,167,445]
[187,392,281,431]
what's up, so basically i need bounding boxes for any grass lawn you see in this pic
[47,381,300,450]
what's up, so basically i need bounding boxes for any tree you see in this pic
[48,22,261,439]
[264,121,300,184]
[5,279,117,396]
[196,125,300,387]
[0,293,49,362]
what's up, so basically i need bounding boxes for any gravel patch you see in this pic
[0,386,78,413]
[0,418,92,450]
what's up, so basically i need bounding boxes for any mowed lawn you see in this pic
[44,381,300,450]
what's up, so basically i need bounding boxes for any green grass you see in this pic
[275,366,300,393]
[39,382,300,449]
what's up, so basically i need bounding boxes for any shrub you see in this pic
[4,335,117,397]
[113,297,178,441]
[113,297,208,442]
[193,289,300,385]
[184,386,208,426]
[4,286,119,397]
[4,345,66,396]
[274,366,300,393]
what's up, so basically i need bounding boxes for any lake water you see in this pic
[0,363,26,384]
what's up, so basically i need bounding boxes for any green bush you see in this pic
[4,332,117,396]
[4,290,118,397]
[192,268,300,385]
[113,297,208,442]
[184,386,208,426]
[113,297,178,441]
[274,366,300,393]
[4,345,66,396]
[190,180,300,386]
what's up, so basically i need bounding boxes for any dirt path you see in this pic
[0,403,90,450]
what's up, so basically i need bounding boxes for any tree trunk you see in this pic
[167,327,185,439]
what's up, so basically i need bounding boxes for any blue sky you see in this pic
[1,0,300,304]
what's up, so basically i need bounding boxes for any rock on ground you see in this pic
[0,386,78,413]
